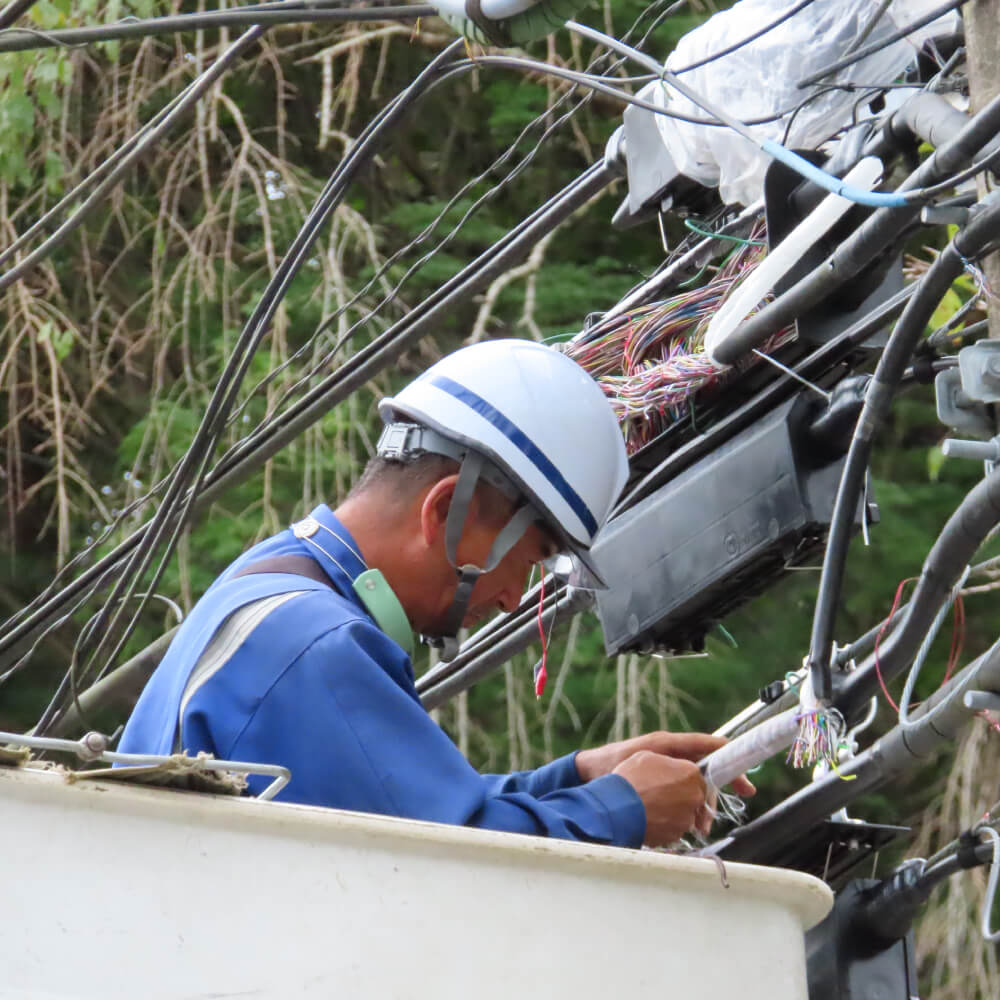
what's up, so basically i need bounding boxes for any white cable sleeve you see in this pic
[700,706,800,789]
[705,156,884,364]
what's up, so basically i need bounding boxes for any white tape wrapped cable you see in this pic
[704,156,884,364]
[700,707,800,790]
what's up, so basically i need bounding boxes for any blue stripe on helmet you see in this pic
[429,374,599,538]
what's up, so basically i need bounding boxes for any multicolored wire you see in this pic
[566,223,793,452]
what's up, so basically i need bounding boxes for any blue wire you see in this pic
[760,140,908,208]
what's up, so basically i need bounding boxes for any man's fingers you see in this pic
[662,732,729,760]
[730,775,756,797]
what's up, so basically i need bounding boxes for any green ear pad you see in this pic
[352,569,414,657]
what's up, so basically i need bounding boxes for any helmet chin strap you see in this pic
[423,450,538,661]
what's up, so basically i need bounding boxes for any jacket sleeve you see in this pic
[480,753,584,798]
[222,619,646,848]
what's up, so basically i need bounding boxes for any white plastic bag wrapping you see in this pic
[643,0,959,206]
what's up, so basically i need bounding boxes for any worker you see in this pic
[120,339,753,847]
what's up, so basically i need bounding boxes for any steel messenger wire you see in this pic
[0,2,435,54]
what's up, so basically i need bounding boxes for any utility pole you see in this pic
[965,0,1000,340]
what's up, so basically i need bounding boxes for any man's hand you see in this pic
[612,752,709,846]
[576,731,756,797]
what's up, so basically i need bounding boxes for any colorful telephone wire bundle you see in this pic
[567,224,794,451]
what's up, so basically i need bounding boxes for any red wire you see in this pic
[534,569,548,698]
[875,576,967,711]
[873,577,916,712]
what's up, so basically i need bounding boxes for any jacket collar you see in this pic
[290,505,369,613]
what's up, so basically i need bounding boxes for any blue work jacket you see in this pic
[119,505,645,847]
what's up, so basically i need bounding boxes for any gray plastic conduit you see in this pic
[712,90,1000,367]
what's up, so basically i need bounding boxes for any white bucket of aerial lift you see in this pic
[0,765,831,999]
[380,339,629,561]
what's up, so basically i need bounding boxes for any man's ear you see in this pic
[420,474,459,547]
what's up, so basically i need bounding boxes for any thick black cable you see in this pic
[34,40,467,732]
[670,0,817,74]
[0,4,434,53]
[846,0,894,56]
[805,193,1000,704]
[796,0,964,89]
[0,0,37,30]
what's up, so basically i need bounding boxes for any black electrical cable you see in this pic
[845,0,894,56]
[459,54,800,128]
[670,0,817,74]
[917,839,995,889]
[7,0,678,718]
[22,116,611,722]
[796,0,964,89]
[0,29,628,673]
[807,269,963,696]
[0,0,37,30]
[211,0,683,428]
[0,25,267,293]
[0,4,435,54]
[34,39,469,732]
[923,316,991,356]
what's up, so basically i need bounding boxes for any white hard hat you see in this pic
[378,339,628,589]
